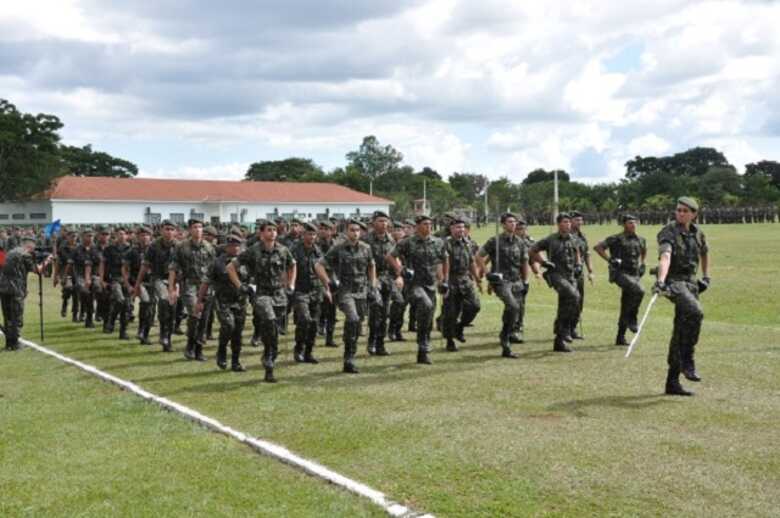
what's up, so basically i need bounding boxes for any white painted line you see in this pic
[9,334,433,518]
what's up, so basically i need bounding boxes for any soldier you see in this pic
[53,228,80,321]
[290,222,324,364]
[593,215,647,346]
[94,226,112,323]
[363,211,397,356]
[168,218,216,361]
[125,226,153,345]
[99,227,132,339]
[442,217,482,352]
[476,213,529,358]
[135,220,178,352]
[228,219,296,383]
[197,233,249,372]
[654,197,710,397]
[387,215,448,365]
[68,228,103,329]
[0,237,52,350]
[570,211,594,339]
[513,217,538,341]
[202,225,220,342]
[315,219,376,373]
[387,220,408,342]
[316,220,338,347]
[529,213,581,353]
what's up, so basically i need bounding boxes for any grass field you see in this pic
[1,223,779,517]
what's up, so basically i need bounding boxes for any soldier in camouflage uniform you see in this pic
[316,219,376,373]
[316,220,338,347]
[125,227,153,345]
[387,215,448,365]
[593,215,647,346]
[529,213,581,353]
[442,217,481,352]
[68,228,103,329]
[135,220,178,352]
[654,197,710,397]
[570,211,594,340]
[290,222,324,364]
[94,226,112,323]
[100,227,132,339]
[169,218,216,361]
[387,220,409,342]
[197,233,249,372]
[202,225,220,342]
[363,211,398,356]
[0,237,52,350]
[477,213,529,358]
[229,219,296,383]
[513,217,538,341]
[53,228,80,321]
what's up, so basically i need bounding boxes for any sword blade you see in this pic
[625,293,659,358]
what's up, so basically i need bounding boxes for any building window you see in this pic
[170,213,185,224]
[0,214,8,220]
[30,213,46,220]
[12,213,25,220]
[230,213,238,223]
[145,213,161,225]
[190,212,205,222]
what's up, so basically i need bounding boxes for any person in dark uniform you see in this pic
[477,212,529,358]
[442,217,481,352]
[68,228,103,329]
[654,197,710,396]
[387,215,448,365]
[387,220,408,342]
[53,228,80,321]
[315,219,376,373]
[202,225,220,342]
[228,219,296,383]
[363,211,397,356]
[290,222,324,364]
[197,233,249,372]
[94,226,112,323]
[570,211,594,340]
[125,226,153,345]
[513,217,538,341]
[529,213,581,353]
[0,237,52,350]
[316,220,338,347]
[134,220,178,352]
[593,215,647,346]
[99,227,132,339]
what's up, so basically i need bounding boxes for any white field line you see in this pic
[10,334,433,518]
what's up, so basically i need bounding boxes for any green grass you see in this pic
[2,223,779,517]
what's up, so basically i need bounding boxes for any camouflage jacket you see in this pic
[237,242,295,295]
[362,231,395,282]
[0,247,35,297]
[531,233,579,277]
[657,223,708,280]
[320,239,374,297]
[445,236,476,281]
[71,245,102,279]
[144,237,177,281]
[170,239,216,285]
[599,232,646,275]
[391,234,447,289]
[480,233,528,281]
[102,243,131,282]
[290,241,323,294]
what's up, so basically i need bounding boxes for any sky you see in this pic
[2,0,779,184]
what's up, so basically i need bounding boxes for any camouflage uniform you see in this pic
[72,243,103,328]
[237,242,295,370]
[208,252,250,370]
[442,235,480,348]
[317,233,338,346]
[319,238,374,370]
[363,231,398,355]
[531,233,580,349]
[513,233,535,338]
[0,247,35,350]
[101,241,132,338]
[290,239,324,362]
[170,239,216,359]
[125,241,153,344]
[56,239,80,321]
[143,236,177,350]
[571,229,589,336]
[390,234,447,359]
[598,231,647,342]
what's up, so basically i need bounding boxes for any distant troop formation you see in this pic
[1,199,711,395]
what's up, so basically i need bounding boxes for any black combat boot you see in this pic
[325,330,337,347]
[445,338,459,352]
[231,350,245,372]
[216,341,228,370]
[194,339,207,362]
[508,333,524,344]
[118,312,129,340]
[615,324,628,346]
[553,335,573,352]
[264,367,277,383]
[682,362,701,382]
[61,299,68,318]
[366,338,377,356]
[454,324,466,343]
[303,343,319,364]
[417,350,432,364]
[85,312,95,329]
[665,370,694,396]
[293,342,305,363]
[375,336,389,356]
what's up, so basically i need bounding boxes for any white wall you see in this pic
[50,200,391,225]
[0,201,52,225]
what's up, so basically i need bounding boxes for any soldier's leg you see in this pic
[138,285,153,345]
[231,305,246,371]
[408,299,417,332]
[60,275,70,317]
[2,294,21,350]
[412,287,435,363]
[514,284,528,337]
[77,277,94,328]
[670,281,704,382]
[388,294,406,342]
[293,293,311,362]
[441,288,462,351]
[338,296,361,373]
[196,294,214,345]
[215,302,234,369]
[304,297,321,363]
[173,296,185,335]
[254,296,279,381]
[154,280,173,351]
[552,276,580,352]
[324,298,337,347]
[374,284,393,355]
[571,275,585,338]
[205,298,216,340]
[458,285,481,339]
[67,276,80,322]
[494,282,521,357]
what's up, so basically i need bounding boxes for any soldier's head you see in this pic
[500,212,517,234]
[318,221,333,240]
[188,218,204,242]
[302,222,317,246]
[449,217,466,239]
[0,228,6,239]
[514,216,527,236]
[21,236,36,253]
[161,220,177,241]
[403,219,415,237]
[203,225,218,243]
[675,197,698,226]
[259,220,278,243]
[290,219,303,237]
[415,215,432,237]
[570,211,584,230]
[225,234,244,256]
[81,228,95,246]
[621,214,638,233]
[96,226,110,245]
[346,219,365,243]
[372,211,390,234]
[137,227,152,246]
[556,213,572,234]
[391,220,405,241]
[114,227,127,245]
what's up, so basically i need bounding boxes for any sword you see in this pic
[624,293,658,358]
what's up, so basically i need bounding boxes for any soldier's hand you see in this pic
[697,276,710,293]
[239,283,255,298]
[395,275,404,291]
[285,287,295,298]
[324,288,333,303]
[652,280,668,295]
[587,272,594,285]
[168,289,177,305]
[638,264,646,277]
[53,276,59,287]
[437,281,449,296]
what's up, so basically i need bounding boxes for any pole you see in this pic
[483,181,489,226]
[624,293,659,358]
[553,170,559,224]
[38,271,44,343]
[423,179,427,215]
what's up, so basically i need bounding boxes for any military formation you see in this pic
[0,197,713,395]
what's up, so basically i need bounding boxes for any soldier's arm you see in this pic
[134,263,148,293]
[84,262,93,287]
[121,262,131,289]
[286,262,296,290]
[314,261,331,286]
[368,261,377,288]
[593,241,610,262]
[435,261,445,284]
[98,256,107,286]
[226,259,242,290]
[521,260,530,283]
[700,252,709,278]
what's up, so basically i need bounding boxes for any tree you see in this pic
[345,136,403,193]
[61,144,138,178]
[625,147,730,180]
[0,99,64,202]
[522,168,569,185]
[697,166,740,206]
[245,157,325,182]
[745,160,780,190]
[418,166,441,181]
[449,172,488,205]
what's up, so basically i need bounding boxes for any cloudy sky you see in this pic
[2,0,779,183]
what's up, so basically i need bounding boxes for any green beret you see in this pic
[347,218,367,230]
[677,196,699,212]
[226,233,244,245]
[188,217,203,227]
[318,220,334,230]
[302,222,318,232]
[415,214,432,224]
[404,218,416,226]
[203,225,218,236]
[138,226,152,235]
[372,210,390,220]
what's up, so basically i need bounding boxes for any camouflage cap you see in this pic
[203,225,218,236]
[290,218,303,225]
[21,235,37,244]
[404,218,416,226]
[258,219,277,230]
[449,216,466,226]
[95,225,110,234]
[187,217,203,227]
[570,210,583,218]
[161,219,176,228]
[515,215,527,225]
[318,220,334,230]
[392,220,404,229]
[137,226,152,235]
[81,227,95,235]
[677,196,699,212]
[556,212,572,223]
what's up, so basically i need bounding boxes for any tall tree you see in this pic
[345,135,403,193]
[61,144,138,178]
[0,99,64,201]
[245,157,325,182]
[745,160,780,190]
[522,168,570,185]
[449,172,488,205]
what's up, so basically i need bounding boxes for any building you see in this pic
[0,176,392,226]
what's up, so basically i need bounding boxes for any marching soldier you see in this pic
[202,225,220,342]
[529,213,581,353]
[476,213,529,358]
[442,217,481,352]
[316,220,338,347]
[99,227,132,339]
[125,226,153,345]
[69,228,102,329]
[387,220,408,342]
[228,219,296,383]
[53,228,80,321]
[593,215,647,346]
[315,219,376,373]
[363,211,397,356]
[570,211,594,339]
[290,222,324,364]
[387,215,448,365]
[513,217,538,341]
[654,197,710,396]
[94,226,112,323]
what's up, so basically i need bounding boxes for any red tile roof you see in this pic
[46,176,391,204]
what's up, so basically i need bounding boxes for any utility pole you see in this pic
[553,169,559,224]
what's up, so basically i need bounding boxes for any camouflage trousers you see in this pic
[1,294,24,349]
[548,273,581,338]
[408,286,437,352]
[76,275,102,322]
[492,279,525,338]
[253,290,287,368]
[216,299,246,362]
[59,273,79,318]
[368,279,403,348]
[573,273,586,330]
[293,290,323,348]
[441,278,480,340]
[152,279,175,342]
[613,272,645,331]
[666,279,703,375]
[337,292,367,365]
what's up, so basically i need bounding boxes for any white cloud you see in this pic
[628,134,671,157]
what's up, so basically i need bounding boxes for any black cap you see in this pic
[621,214,638,223]
[556,212,571,223]
[226,233,244,245]
[500,212,517,223]
[188,217,203,227]
[570,210,583,218]
[415,214,432,224]
[372,210,390,220]
[347,218,367,230]
[450,216,466,225]
[392,220,404,229]
[404,218,416,226]
[303,222,318,232]
[161,220,175,228]
[291,218,303,225]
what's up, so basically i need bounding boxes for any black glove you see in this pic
[652,280,669,295]
[402,268,415,282]
[369,287,382,305]
[329,278,340,291]
[638,264,646,277]
[697,276,710,293]
[437,281,449,295]
[609,258,622,267]
[285,287,295,298]
[542,260,556,271]
[521,281,530,295]
[239,284,255,298]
